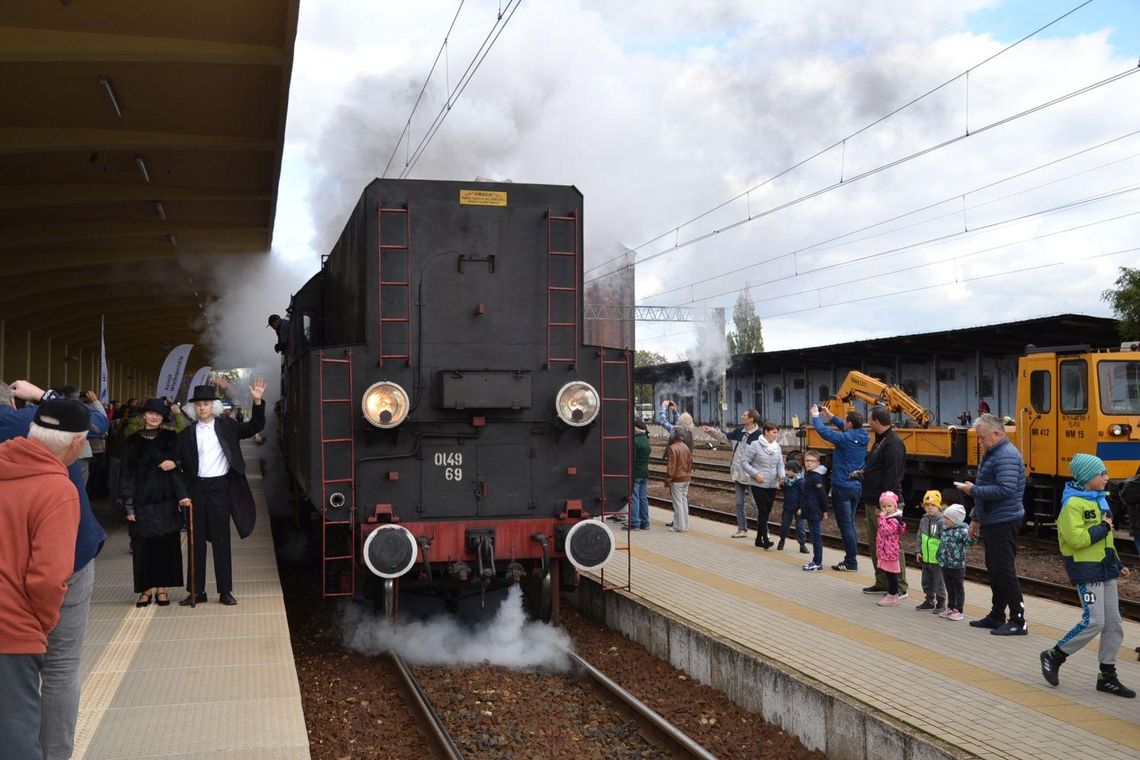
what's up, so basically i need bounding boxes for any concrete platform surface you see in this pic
[74,448,309,760]
[594,505,1140,760]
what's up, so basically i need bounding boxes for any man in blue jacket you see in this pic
[1,379,108,759]
[956,413,1027,636]
[810,405,869,571]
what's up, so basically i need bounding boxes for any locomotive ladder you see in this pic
[319,349,356,598]
[599,348,633,592]
[377,202,413,368]
[545,209,579,369]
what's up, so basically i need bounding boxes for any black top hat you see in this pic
[140,397,171,422]
[267,314,281,327]
[34,399,91,433]
[189,385,220,403]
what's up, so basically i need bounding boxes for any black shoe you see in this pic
[991,621,1027,636]
[665,522,674,528]
[776,540,785,551]
[969,615,1004,629]
[179,592,207,607]
[915,598,936,611]
[1040,648,1065,686]
[219,592,238,606]
[1097,669,1136,698]
[862,585,888,595]
[799,544,809,554]
[831,563,855,572]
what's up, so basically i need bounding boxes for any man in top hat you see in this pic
[177,378,267,606]
[267,314,290,355]
[0,399,89,760]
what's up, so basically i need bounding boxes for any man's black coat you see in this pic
[178,401,265,539]
[861,425,906,505]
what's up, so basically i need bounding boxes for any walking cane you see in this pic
[187,501,196,608]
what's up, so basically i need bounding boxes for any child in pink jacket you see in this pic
[876,491,907,607]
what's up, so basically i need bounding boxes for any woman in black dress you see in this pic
[120,398,186,606]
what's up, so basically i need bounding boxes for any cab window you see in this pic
[1029,370,1050,413]
[1097,360,1140,414]
[1060,360,1087,414]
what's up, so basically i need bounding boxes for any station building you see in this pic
[635,313,1121,427]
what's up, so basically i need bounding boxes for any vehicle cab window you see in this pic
[1029,370,1051,413]
[1060,360,1087,414]
[1097,360,1140,414]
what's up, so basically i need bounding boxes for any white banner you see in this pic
[155,344,193,400]
[98,316,109,404]
[185,366,212,401]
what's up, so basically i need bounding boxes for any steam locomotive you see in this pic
[279,179,632,620]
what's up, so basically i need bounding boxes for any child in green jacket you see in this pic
[1039,454,1134,698]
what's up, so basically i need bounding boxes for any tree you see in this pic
[1103,266,1140,340]
[634,350,667,367]
[726,289,764,354]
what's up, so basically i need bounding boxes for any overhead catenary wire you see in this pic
[635,129,1140,303]
[380,0,467,180]
[399,0,523,179]
[586,63,1140,286]
[583,0,1100,280]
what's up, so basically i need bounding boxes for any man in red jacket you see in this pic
[0,400,89,760]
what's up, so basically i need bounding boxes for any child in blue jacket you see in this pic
[799,452,829,572]
[778,461,807,553]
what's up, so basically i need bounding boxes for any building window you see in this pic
[772,387,783,403]
[1029,370,1051,413]
[1060,360,1088,414]
[792,378,805,390]
[734,388,743,404]
[902,379,918,398]
[937,368,955,381]
[818,384,830,402]
[979,374,994,398]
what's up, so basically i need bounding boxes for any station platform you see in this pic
[74,451,309,759]
[592,505,1140,760]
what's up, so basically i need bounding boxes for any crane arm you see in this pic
[824,371,933,428]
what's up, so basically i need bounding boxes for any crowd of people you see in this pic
[0,376,268,758]
[649,398,1135,699]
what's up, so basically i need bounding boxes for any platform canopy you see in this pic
[0,0,299,398]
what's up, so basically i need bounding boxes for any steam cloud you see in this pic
[342,585,574,671]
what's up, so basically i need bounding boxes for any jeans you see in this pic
[733,482,753,531]
[42,560,95,760]
[778,509,806,545]
[981,520,1024,623]
[631,477,649,529]
[808,520,823,565]
[669,482,690,531]
[0,653,45,760]
[831,486,861,568]
[866,503,908,593]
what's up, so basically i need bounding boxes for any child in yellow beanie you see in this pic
[915,490,947,613]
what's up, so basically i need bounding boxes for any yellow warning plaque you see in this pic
[460,189,507,207]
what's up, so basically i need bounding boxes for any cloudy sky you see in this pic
[265,0,1140,360]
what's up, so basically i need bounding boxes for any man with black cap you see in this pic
[1,381,107,760]
[0,399,88,760]
[267,313,290,354]
[178,378,267,606]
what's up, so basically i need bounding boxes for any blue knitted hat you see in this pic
[1069,453,1106,486]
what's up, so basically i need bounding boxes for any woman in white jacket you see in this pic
[742,422,785,549]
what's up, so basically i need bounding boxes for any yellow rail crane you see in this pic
[806,343,1140,532]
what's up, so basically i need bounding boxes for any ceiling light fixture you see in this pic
[155,201,166,221]
[135,155,150,183]
[167,234,178,248]
[97,75,122,117]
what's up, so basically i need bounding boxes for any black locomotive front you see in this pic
[281,179,631,617]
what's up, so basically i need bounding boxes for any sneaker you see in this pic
[877,594,900,607]
[862,585,888,595]
[731,530,747,538]
[947,610,964,621]
[938,608,954,619]
[802,562,822,572]
[799,544,810,554]
[991,621,1028,636]
[831,563,855,572]
[915,599,936,611]
[665,522,674,528]
[969,615,1005,629]
[896,591,909,600]
[933,599,946,613]
[1040,649,1065,687]
[1096,670,1137,698]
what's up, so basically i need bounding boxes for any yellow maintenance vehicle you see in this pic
[806,343,1140,530]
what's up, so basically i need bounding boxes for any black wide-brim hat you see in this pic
[140,397,171,422]
[189,384,220,402]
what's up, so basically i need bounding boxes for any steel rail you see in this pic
[567,650,719,760]
[646,494,1140,622]
[391,654,465,760]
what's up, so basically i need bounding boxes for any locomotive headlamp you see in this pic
[1109,423,1132,437]
[362,381,409,428]
[555,381,600,427]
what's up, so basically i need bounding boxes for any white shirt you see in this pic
[195,418,229,478]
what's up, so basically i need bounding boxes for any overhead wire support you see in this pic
[587,63,1140,286]
[380,0,466,179]
[583,0,1097,279]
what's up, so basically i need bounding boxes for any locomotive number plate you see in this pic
[433,451,464,482]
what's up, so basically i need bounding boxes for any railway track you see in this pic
[646,494,1140,623]
[391,650,718,759]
